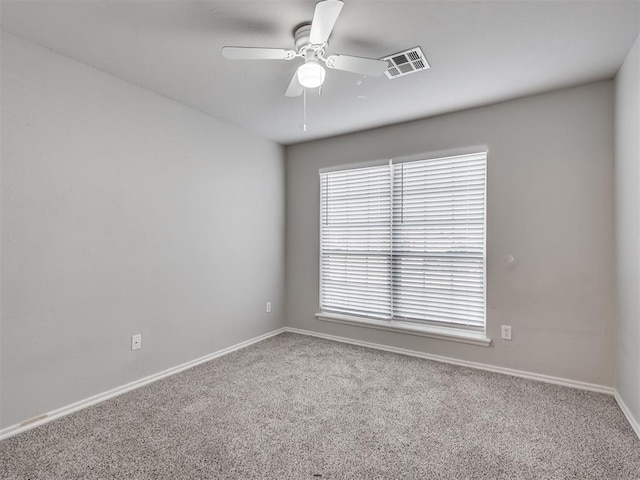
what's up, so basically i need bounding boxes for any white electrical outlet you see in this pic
[266,302,272,313]
[131,334,142,351]
[501,325,512,340]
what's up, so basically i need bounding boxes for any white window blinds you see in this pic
[320,164,392,319]
[391,153,486,330]
[320,152,486,331]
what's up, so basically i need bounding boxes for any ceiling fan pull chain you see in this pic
[303,88,308,132]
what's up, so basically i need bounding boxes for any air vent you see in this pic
[380,47,430,79]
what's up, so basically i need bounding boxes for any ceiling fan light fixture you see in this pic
[297,59,326,88]
[222,0,388,98]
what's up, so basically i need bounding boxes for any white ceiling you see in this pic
[2,1,639,145]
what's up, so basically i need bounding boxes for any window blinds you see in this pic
[319,152,486,331]
[391,153,486,330]
[320,164,392,319]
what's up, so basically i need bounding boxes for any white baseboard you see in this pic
[0,327,286,441]
[284,327,614,395]
[614,390,640,440]
[2,326,628,442]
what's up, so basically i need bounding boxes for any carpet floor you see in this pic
[1,332,639,479]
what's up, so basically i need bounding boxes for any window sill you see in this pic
[315,312,492,347]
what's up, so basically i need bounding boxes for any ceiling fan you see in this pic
[221,0,388,97]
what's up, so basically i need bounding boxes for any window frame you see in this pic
[317,148,490,346]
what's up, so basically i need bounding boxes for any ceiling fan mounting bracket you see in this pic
[293,23,312,51]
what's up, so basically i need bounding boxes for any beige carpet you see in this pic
[1,332,638,479]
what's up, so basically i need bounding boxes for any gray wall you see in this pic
[0,32,285,428]
[286,81,615,387]
[615,33,640,425]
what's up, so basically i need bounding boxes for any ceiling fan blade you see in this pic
[325,54,388,77]
[221,47,296,60]
[285,71,304,97]
[309,0,344,45]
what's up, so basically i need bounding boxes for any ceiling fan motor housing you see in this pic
[294,24,313,52]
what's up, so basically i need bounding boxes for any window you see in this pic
[319,151,486,338]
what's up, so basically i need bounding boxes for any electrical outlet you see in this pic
[501,325,512,341]
[266,302,272,313]
[131,334,142,351]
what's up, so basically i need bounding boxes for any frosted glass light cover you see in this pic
[297,61,326,88]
